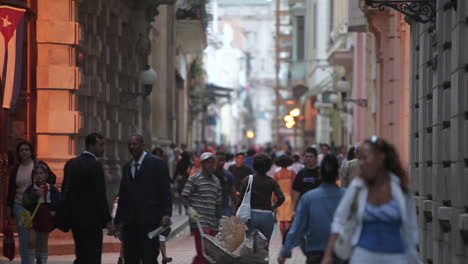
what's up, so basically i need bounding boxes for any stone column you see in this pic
[36,0,80,181]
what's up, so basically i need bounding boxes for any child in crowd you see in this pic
[23,163,60,264]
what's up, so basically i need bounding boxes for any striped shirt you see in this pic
[182,171,223,229]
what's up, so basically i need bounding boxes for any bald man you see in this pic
[114,135,172,264]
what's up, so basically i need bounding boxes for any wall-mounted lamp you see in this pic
[329,93,368,108]
[140,65,158,97]
[120,65,157,103]
[336,78,351,92]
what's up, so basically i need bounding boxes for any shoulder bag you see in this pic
[236,175,253,223]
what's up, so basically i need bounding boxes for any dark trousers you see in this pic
[123,224,160,264]
[72,226,103,264]
[306,251,347,264]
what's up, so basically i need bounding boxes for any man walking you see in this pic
[114,135,172,264]
[213,152,236,216]
[292,147,321,207]
[228,152,253,193]
[59,133,113,264]
[181,152,223,264]
[278,155,345,264]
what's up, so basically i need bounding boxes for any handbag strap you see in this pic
[246,174,253,193]
[31,197,44,220]
[239,175,254,204]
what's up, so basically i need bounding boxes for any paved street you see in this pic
[1,224,306,264]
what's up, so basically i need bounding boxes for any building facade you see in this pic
[407,1,468,263]
[0,0,208,233]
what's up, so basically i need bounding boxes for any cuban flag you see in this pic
[0,5,25,109]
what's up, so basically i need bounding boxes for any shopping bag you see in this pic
[3,224,15,261]
[236,175,253,223]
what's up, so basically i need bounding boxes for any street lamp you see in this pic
[246,130,255,139]
[289,108,301,117]
[284,115,294,122]
[285,120,295,128]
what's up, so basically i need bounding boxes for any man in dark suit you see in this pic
[114,135,172,264]
[60,133,113,264]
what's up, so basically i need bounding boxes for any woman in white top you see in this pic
[321,136,419,264]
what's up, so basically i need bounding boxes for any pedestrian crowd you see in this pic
[4,134,420,264]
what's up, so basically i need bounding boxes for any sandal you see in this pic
[162,257,172,264]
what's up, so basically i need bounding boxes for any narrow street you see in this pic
[2,224,306,264]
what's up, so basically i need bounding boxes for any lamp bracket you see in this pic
[364,0,436,24]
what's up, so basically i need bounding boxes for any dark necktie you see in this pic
[133,162,139,178]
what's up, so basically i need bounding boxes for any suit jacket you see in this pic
[115,153,172,229]
[57,153,111,230]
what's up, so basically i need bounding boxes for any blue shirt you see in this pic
[280,184,345,257]
[243,156,256,173]
[357,200,405,253]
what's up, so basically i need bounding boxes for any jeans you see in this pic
[13,203,33,264]
[247,210,274,242]
[223,207,232,217]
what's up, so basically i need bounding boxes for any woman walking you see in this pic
[6,141,56,264]
[321,136,419,264]
[274,155,296,236]
[239,153,285,243]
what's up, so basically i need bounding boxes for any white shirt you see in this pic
[83,151,97,160]
[131,152,147,178]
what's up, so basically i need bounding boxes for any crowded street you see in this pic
[0,0,467,264]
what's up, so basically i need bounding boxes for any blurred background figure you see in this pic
[292,148,321,208]
[339,144,360,188]
[173,151,192,214]
[188,155,201,177]
[274,155,296,237]
[289,154,304,174]
[228,153,253,194]
[318,144,330,165]
[244,149,256,173]
[214,152,236,216]
[278,154,345,264]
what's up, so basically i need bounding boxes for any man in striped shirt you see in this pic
[181,152,222,264]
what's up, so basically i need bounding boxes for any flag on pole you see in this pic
[0,5,25,109]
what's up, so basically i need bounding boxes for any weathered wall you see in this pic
[411,1,468,263]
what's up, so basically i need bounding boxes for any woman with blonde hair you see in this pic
[321,136,419,264]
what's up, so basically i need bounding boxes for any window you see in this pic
[297,16,305,60]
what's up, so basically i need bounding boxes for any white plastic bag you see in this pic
[236,175,253,223]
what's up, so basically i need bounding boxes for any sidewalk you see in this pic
[1,223,306,264]
[0,207,189,259]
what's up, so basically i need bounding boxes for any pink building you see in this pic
[362,7,411,166]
